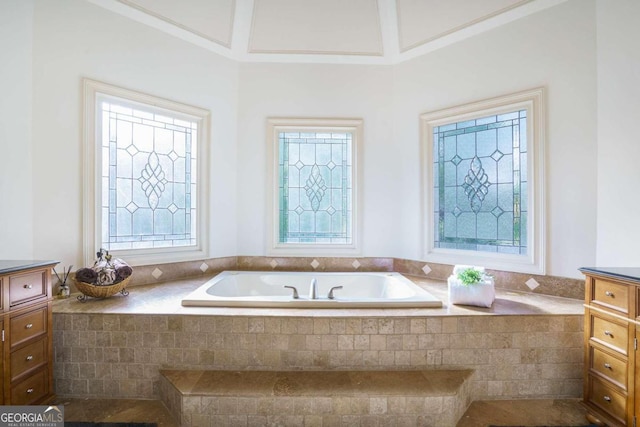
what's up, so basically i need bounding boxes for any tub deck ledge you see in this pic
[52,274,583,317]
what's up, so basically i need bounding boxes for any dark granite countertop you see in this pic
[579,267,640,284]
[0,260,59,275]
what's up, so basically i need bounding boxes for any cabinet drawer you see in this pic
[590,346,627,389]
[588,376,627,424]
[591,315,628,355]
[11,337,47,382]
[10,305,48,349]
[11,368,48,405]
[9,270,47,306]
[592,278,629,314]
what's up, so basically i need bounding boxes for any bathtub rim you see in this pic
[181,270,443,308]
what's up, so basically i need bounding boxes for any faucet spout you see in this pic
[309,278,318,299]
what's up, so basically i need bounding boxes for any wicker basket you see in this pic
[75,276,131,301]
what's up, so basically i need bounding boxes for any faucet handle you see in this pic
[327,285,343,299]
[284,285,299,299]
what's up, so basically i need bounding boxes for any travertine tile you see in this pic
[248,318,264,333]
[370,335,386,350]
[354,334,369,350]
[54,274,584,409]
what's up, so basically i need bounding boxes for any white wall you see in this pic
[8,0,603,278]
[237,63,396,256]
[0,1,34,258]
[392,0,597,278]
[30,0,239,267]
[236,0,597,278]
[596,0,640,266]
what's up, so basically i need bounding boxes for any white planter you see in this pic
[447,275,495,308]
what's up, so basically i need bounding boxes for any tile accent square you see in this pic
[310,259,320,269]
[269,260,279,269]
[422,264,432,275]
[199,262,209,273]
[151,268,163,279]
[525,278,540,290]
[352,260,361,269]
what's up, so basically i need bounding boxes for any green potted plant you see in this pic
[448,265,495,307]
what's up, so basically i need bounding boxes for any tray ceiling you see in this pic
[92,0,568,64]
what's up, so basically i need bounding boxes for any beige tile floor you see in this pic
[57,397,589,426]
[458,398,589,426]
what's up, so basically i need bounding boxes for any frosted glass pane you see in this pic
[331,144,343,164]
[444,135,458,160]
[476,213,496,239]
[116,209,131,236]
[443,213,456,238]
[316,144,331,165]
[498,213,514,240]
[497,127,513,154]
[173,183,185,208]
[116,178,132,207]
[456,133,475,159]
[457,213,475,238]
[299,211,314,232]
[316,211,331,232]
[132,124,154,152]
[174,158,185,183]
[153,209,173,235]
[476,130,496,157]
[289,168,299,187]
[116,149,132,178]
[497,155,513,182]
[133,209,153,235]
[154,128,173,154]
[444,162,456,186]
[300,144,315,164]
[288,143,299,164]
[116,120,132,147]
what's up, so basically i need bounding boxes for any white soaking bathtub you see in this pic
[181,271,442,308]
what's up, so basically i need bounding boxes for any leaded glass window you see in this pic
[98,98,198,251]
[421,88,545,274]
[268,118,361,253]
[84,79,209,267]
[433,110,527,254]
[278,131,353,244]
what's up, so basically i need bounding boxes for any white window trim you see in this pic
[266,117,363,256]
[420,87,546,274]
[82,78,210,267]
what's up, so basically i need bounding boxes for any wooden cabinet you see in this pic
[581,267,640,427]
[0,261,56,405]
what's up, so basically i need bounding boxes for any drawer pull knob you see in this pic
[604,363,611,369]
[26,388,34,394]
[25,323,33,329]
[603,395,612,402]
[605,291,614,297]
[26,355,33,361]
[604,330,613,337]
[24,284,32,289]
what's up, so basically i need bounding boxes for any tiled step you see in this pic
[159,369,475,426]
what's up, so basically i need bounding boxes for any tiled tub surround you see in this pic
[53,256,584,301]
[52,275,584,407]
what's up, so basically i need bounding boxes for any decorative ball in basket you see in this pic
[74,248,132,302]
